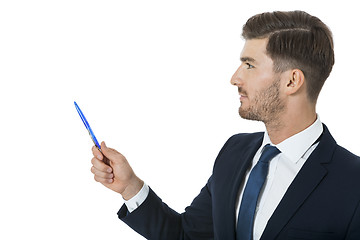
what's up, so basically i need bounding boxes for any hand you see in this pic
[90,142,144,200]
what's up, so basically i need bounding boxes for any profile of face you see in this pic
[230,38,286,124]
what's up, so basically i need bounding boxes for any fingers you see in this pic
[91,156,112,173]
[91,142,114,181]
[91,163,114,184]
[92,145,103,161]
[90,143,114,185]
[91,157,114,184]
[89,142,141,195]
[92,144,111,166]
[91,161,113,178]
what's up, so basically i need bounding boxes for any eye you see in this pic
[246,62,254,69]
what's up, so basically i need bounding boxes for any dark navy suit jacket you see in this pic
[118,125,360,239]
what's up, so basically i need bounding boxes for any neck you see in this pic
[265,104,317,145]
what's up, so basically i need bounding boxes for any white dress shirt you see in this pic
[125,117,323,240]
[235,117,323,239]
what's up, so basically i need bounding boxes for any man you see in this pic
[90,11,360,239]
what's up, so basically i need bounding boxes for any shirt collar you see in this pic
[261,115,323,163]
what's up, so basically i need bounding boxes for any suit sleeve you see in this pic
[117,136,235,240]
[118,179,214,240]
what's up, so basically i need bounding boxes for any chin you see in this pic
[238,107,262,122]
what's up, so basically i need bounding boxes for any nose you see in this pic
[230,65,243,87]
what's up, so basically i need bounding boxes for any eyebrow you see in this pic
[240,57,256,63]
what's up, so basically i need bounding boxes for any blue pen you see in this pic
[74,101,110,165]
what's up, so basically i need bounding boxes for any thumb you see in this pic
[100,141,113,166]
[101,141,108,150]
[100,141,123,164]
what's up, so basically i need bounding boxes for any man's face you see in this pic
[230,38,286,124]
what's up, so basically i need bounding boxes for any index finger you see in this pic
[92,145,103,160]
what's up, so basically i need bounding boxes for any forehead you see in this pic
[240,38,273,64]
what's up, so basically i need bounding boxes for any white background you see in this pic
[1,0,359,239]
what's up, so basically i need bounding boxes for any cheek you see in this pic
[250,78,278,100]
[246,76,269,95]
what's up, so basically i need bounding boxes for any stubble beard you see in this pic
[238,78,286,125]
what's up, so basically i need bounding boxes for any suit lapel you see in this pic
[261,124,337,239]
[227,135,263,238]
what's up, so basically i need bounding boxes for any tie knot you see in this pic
[259,144,281,163]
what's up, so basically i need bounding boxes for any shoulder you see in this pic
[224,132,264,148]
[333,144,360,170]
[321,132,360,189]
[322,124,360,170]
[213,131,263,166]
[215,132,263,158]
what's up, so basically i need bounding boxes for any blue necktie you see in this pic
[236,144,281,240]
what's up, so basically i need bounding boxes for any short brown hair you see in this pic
[242,11,335,102]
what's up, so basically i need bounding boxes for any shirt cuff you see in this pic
[124,182,149,213]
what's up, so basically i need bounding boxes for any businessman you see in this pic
[90,11,360,239]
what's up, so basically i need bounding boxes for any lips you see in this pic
[237,88,248,101]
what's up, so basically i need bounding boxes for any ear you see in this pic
[284,69,305,96]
